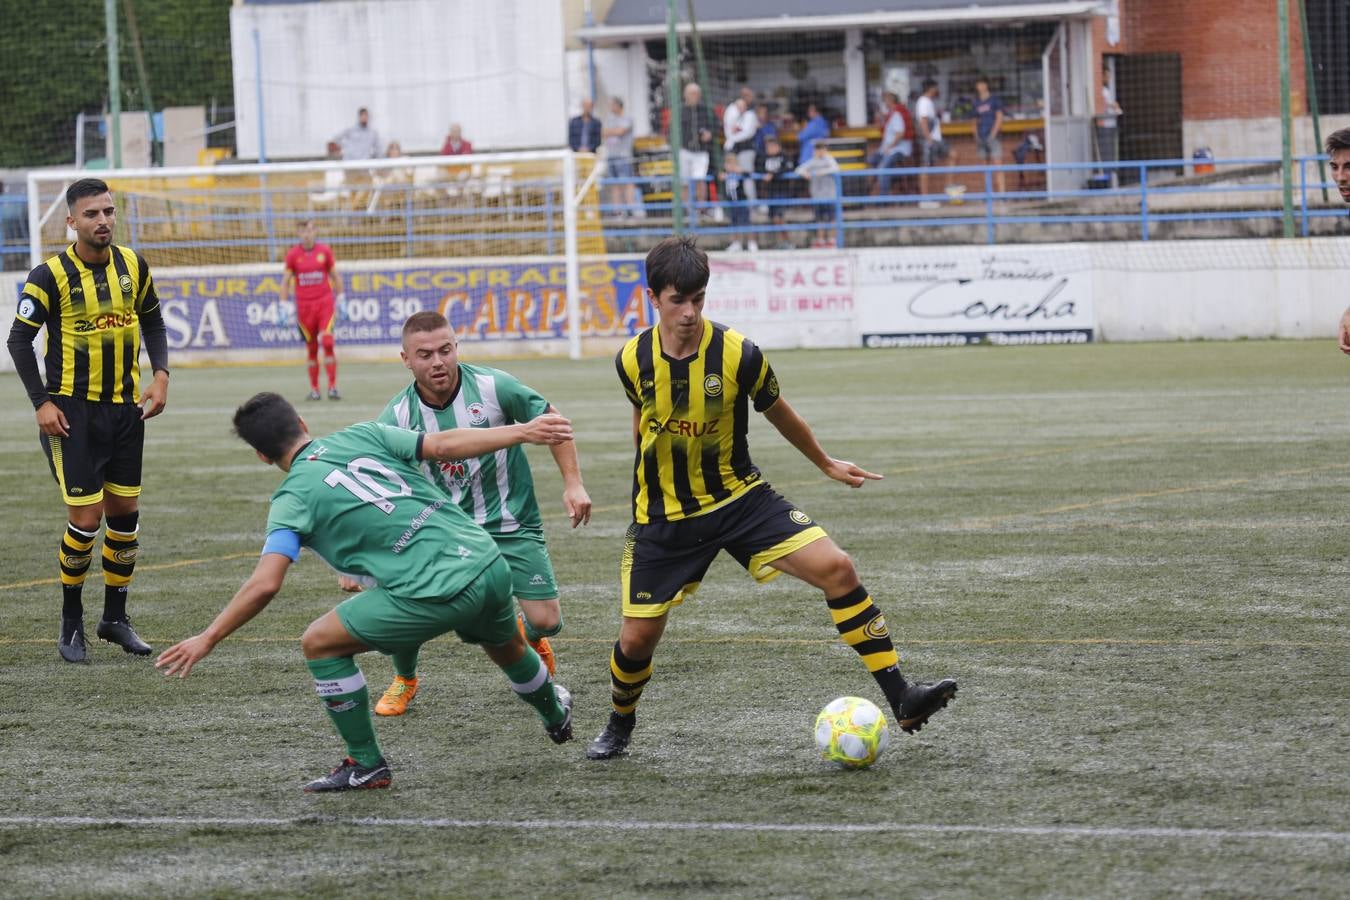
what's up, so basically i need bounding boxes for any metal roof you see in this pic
[578,0,1105,42]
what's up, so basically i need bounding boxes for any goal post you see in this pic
[26,149,624,363]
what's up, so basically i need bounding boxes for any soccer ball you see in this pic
[814,696,890,769]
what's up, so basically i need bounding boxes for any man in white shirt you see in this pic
[724,87,760,204]
[914,80,952,207]
[871,92,912,196]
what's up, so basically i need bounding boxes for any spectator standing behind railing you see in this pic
[795,141,840,248]
[440,123,473,156]
[679,83,715,211]
[915,80,953,208]
[972,76,1006,193]
[724,89,760,205]
[603,97,641,218]
[753,104,778,156]
[334,107,383,161]
[796,103,830,166]
[568,99,601,153]
[756,136,791,246]
[721,153,755,252]
[870,92,912,197]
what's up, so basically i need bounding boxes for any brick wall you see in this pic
[1113,0,1306,120]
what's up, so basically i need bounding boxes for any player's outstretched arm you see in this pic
[1338,305,1350,354]
[762,397,882,488]
[546,404,592,528]
[421,412,573,461]
[155,553,291,678]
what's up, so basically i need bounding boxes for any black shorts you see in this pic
[40,396,145,507]
[620,484,828,618]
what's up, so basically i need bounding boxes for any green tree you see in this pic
[0,0,233,167]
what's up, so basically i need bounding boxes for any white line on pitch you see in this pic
[0,816,1346,843]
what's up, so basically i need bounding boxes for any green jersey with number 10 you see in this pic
[379,363,550,535]
[265,421,500,600]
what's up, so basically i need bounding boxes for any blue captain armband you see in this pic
[261,529,302,562]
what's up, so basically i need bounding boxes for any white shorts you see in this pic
[679,151,710,181]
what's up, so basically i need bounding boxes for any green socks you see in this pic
[307,656,382,767]
[501,647,565,725]
[389,647,419,680]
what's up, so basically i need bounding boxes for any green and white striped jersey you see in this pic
[379,363,549,535]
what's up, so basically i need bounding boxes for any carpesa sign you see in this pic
[151,259,650,350]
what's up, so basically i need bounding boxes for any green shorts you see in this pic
[492,529,559,601]
[335,555,516,653]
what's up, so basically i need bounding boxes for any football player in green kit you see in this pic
[155,392,576,792]
[366,311,591,717]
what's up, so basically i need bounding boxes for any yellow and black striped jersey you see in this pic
[16,244,160,404]
[616,321,780,524]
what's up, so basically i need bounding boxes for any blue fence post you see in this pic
[1139,163,1150,241]
[983,167,995,245]
[404,185,413,257]
[833,171,844,248]
[545,187,555,255]
[1298,157,1310,237]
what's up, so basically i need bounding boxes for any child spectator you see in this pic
[721,154,755,252]
[795,142,840,248]
[756,136,791,246]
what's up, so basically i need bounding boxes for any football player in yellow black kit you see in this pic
[7,178,170,663]
[587,235,957,759]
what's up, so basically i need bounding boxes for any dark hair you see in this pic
[1326,128,1350,154]
[922,78,938,92]
[611,97,624,109]
[402,310,451,340]
[233,392,305,462]
[646,235,709,297]
[66,178,110,210]
[975,75,990,86]
[883,91,900,105]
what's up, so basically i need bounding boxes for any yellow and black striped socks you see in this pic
[826,585,907,708]
[608,641,653,716]
[58,523,98,619]
[102,512,139,622]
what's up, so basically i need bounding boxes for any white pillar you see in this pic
[562,150,582,361]
[845,27,866,127]
[627,43,652,138]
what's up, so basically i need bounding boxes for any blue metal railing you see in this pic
[591,154,1347,246]
[12,154,1346,269]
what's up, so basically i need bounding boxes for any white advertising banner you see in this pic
[704,255,856,349]
[853,244,1096,348]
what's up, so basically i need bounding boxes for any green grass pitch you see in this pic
[1,340,1347,897]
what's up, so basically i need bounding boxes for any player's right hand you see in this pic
[35,400,69,437]
[521,412,573,445]
[1338,306,1350,354]
[155,634,215,679]
[337,575,364,593]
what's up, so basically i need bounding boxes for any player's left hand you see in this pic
[562,484,592,528]
[141,371,169,421]
[823,458,883,488]
[1338,306,1350,354]
[155,633,215,679]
